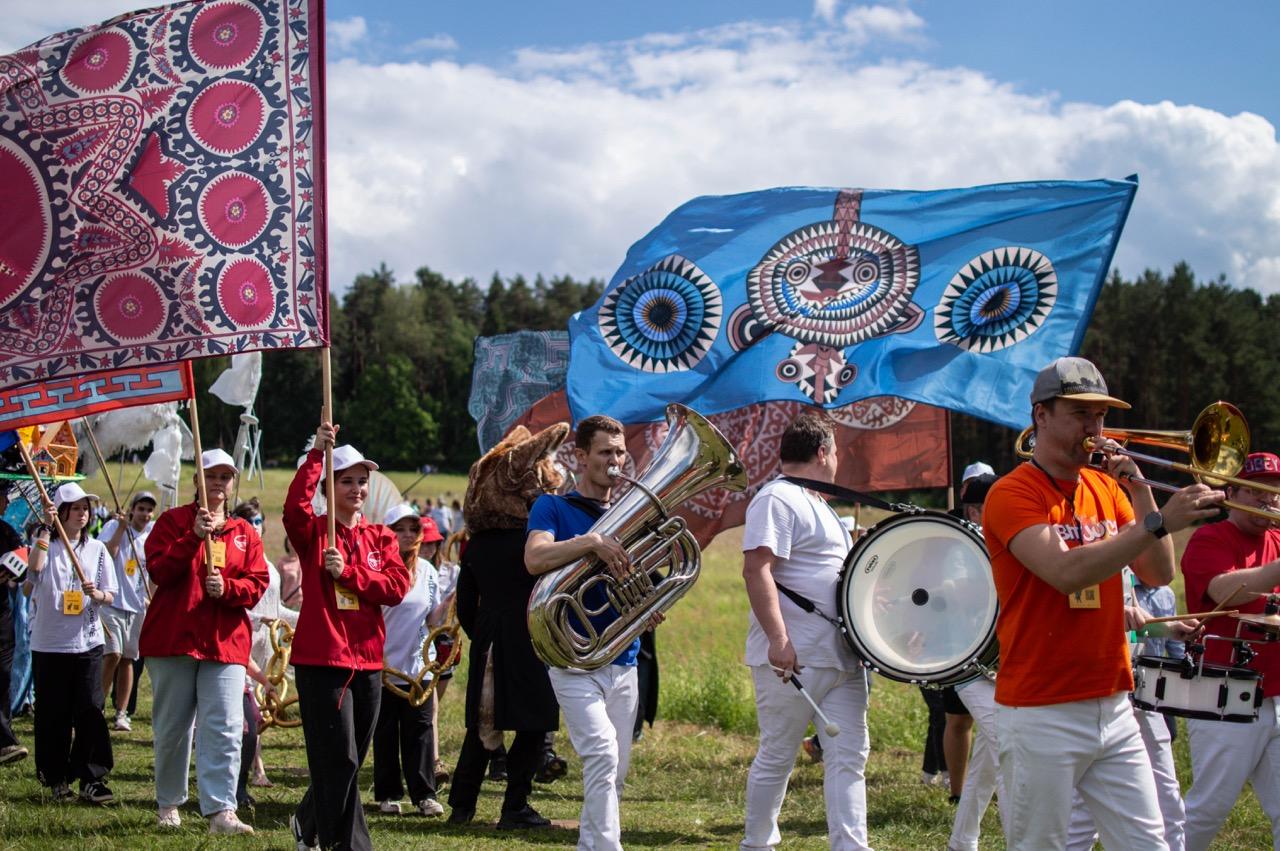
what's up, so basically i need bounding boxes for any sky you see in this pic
[4,1,1279,294]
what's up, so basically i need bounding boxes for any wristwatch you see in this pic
[1143,510,1168,539]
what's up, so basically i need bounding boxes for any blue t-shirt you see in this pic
[526,492,640,667]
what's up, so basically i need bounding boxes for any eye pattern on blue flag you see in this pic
[567,178,1137,430]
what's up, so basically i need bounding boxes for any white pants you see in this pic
[1066,706,1185,851]
[549,665,639,851]
[1184,696,1280,851]
[742,665,871,851]
[148,655,245,816]
[997,692,1167,850]
[948,677,1007,851]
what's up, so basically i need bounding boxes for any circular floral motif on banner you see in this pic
[747,220,920,348]
[217,257,275,326]
[187,79,266,155]
[190,0,266,70]
[0,138,51,308]
[598,255,721,373]
[829,396,918,430]
[95,273,166,341]
[62,30,133,94]
[198,172,270,249]
[934,247,1057,353]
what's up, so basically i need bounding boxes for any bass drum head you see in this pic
[838,511,996,686]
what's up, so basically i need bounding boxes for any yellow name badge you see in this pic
[125,559,138,577]
[62,589,84,615]
[1069,585,1102,609]
[210,541,227,569]
[336,586,360,611]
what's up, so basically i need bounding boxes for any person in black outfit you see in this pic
[446,421,569,829]
[0,485,28,765]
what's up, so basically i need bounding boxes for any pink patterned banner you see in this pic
[0,0,327,390]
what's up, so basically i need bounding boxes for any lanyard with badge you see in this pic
[52,543,85,616]
[332,531,360,611]
[1029,458,1101,609]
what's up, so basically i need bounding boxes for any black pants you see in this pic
[237,689,259,807]
[294,666,381,851]
[920,687,947,775]
[0,586,17,749]
[31,648,113,788]
[109,656,145,715]
[448,726,542,815]
[372,687,436,804]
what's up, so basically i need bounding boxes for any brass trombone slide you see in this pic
[1014,401,1280,522]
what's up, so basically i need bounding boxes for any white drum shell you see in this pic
[1131,655,1262,723]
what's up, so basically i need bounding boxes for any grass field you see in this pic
[0,466,1270,848]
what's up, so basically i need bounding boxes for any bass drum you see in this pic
[837,511,998,687]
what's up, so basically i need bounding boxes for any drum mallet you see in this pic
[770,665,840,736]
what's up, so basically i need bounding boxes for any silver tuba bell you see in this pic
[527,404,747,670]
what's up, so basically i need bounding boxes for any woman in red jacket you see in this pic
[285,421,410,851]
[140,449,268,835]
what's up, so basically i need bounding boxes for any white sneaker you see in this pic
[416,798,444,817]
[378,799,401,814]
[113,712,132,732]
[921,770,938,786]
[940,770,951,788]
[291,813,318,851]
[157,806,181,828]
[209,809,254,835]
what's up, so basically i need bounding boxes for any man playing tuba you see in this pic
[525,414,663,851]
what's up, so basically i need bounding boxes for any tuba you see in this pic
[527,404,747,670]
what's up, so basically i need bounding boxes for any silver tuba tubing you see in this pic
[527,404,747,670]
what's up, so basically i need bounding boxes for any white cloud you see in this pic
[841,5,926,45]
[322,27,1280,295]
[814,0,841,23]
[0,1,137,52]
[327,16,368,53]
[406,34,459,53]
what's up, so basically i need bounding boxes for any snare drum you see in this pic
[837,511,998,687]
[1131,655,1262,723]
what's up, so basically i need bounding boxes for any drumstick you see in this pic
[1190,582,1248,642]
[770,665,840,736]
[1143,610,1238,625]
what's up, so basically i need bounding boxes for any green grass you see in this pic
[0,479,1270,848]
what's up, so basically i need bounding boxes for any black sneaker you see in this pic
[446,806,474,826]
[291,813,319,851]
[52,782,74,802]
[487,753,507,783]
[79,781,113,804]
[496,804,551,830]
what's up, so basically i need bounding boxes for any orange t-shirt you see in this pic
[983,461,1136,706]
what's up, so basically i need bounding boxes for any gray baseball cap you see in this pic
[1029,357,1130,409]
[130,491,158,507]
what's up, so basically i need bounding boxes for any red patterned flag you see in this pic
[0,0,327,390]
[0,362,193,430]
[515,391,949,546]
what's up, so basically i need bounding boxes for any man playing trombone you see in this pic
[982,357,1222,849]
[1181,451,1280,850]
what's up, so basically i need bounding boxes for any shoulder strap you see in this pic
[561,494,606,520]
[780,475,912,513]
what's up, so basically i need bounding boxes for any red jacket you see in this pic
[283,448,410,670]
[139,503,268,665]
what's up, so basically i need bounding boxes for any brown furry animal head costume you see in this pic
[463,422,570,532]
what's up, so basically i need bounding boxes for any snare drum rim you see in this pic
[837,510,998,687]
[1134,655,1262,681]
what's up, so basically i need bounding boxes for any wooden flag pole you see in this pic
[83,422,150,601]
[321,348,336,545]
[186,367,217,574]
[945,411,956,513]
[14,439,87,584]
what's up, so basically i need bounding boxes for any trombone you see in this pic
[1014,401,1280,522]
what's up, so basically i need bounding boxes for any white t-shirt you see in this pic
[742,478,857,672]
[382,558,441,680]
[98,518,153,614]
[29,537,117,654]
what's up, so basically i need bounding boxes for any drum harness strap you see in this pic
[773,476,924,632]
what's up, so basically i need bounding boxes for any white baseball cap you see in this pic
[53,482,99,509]
[383,503,418,527]
[332,445,379,473]
[201,449,238,472]
[961,461,995,483]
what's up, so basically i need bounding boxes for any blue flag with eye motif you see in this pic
[566,177,1137,429]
